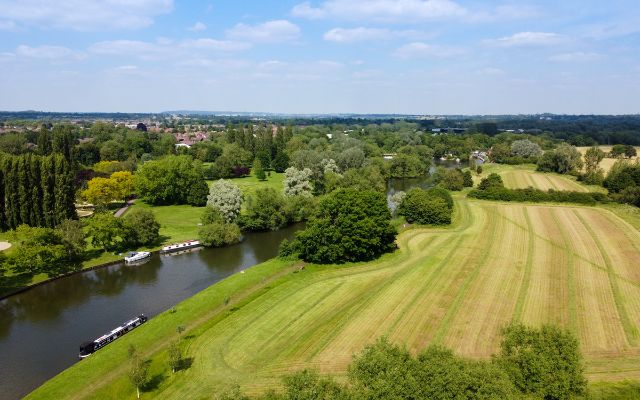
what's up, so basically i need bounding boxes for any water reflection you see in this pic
[0,223,302,400]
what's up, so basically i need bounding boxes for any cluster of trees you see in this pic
[86,209,160,252]
[537,144,583,174]
[469,174,606,205]
[0,153,76,231]
[433,167,473,191]
[491,138,544,165]
[397,187,454,225]
[281,189,396,264]
[215,324,587,400]
[82,171,135,207]
[135,155,209,206]
[1,220,85,276]
[603,160,640,207]
[610,144,637,158]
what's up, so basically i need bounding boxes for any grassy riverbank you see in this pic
[0,173,285,297]
[27,193,640,399]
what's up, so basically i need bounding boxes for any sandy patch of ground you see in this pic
[0,241,12,251]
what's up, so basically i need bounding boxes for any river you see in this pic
[0,224,301,400]
[0,159,464,400]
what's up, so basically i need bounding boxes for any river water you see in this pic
[0,159,464,400]
[0,225,301,400]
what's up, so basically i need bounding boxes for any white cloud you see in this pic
[0,0,173,31]
[292,0,468,22]
[226,20,300,43]
[89,40,166,58]
[188,22,207,32]
[16,45,84,60]
[487,32,565,47]
[324,27,428,43]
[394,42,464,59]
[549,52,602,62]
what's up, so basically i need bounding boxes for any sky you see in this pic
[0,0,638,115]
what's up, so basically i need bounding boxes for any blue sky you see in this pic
[0,0,638,114]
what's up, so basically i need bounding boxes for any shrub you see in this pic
[239,188,287,231]
[198,222,241,247]
[398,188,452,225]
[478,173,504,190]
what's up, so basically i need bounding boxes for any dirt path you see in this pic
[113,200,135,218]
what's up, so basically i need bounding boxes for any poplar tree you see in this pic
[41,155,56,228]
[18,155,33,226]
[30,155,43,226]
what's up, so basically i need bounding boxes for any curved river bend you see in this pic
[0,161,463,400]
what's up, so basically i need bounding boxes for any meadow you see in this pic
[27,187,640,399]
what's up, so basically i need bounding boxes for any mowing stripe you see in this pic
[512,207,535,323]
[551,209,579,332]
[573,210,639,346]
[431,204,499,344]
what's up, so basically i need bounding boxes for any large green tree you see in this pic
[294,189,396,264]
[135,155,208,206]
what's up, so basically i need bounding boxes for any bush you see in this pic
[198,222,241,247]
[135,155,208,206]
[469,187,602,205]
[398,188,452,225]
[462,170,474,187]
[478,173,504,190]
[284,195,318,224]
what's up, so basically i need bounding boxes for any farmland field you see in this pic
[29,194,640,399]
[577,146,640,174]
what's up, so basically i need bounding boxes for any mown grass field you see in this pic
[476,163,607,193]
[28,190,640,399]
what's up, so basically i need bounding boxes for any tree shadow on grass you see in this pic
[178,357,194,372]
[0,272,34,297]
[144,372,166,392]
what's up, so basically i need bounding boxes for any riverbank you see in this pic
[0,173,287,298]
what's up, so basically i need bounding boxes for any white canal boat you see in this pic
[124,251,151,263]
[161,240,201,254]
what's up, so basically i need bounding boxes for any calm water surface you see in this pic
[0,224,301,400]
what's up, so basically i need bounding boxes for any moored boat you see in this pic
[161,240,201,253]
[124,251,151,263]
[79,314,147,358]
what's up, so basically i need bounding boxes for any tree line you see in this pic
[0,153,76,231]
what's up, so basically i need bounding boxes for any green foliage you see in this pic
[272,151,290,173]
[254,157,266,181]
[167,341,182,373]
[201,206,224,225]
[135,155,208,206]
[5,225,71,275]
[462,170,474,187]
[389,153,427,178]
[329,165,387,193]
[398,188,453,225]
[56,219,86,260]
[496,324,587,399]
[279,369,347,400]
[610,144,637,158]
[478,173,504,190]
[239,188,287,231]
[128,354,148,399]
[207,179,244,223]
[86,212,127,251]
[537,144,583,174]
[124,208,160,246]
[198,222,242,247]
[294,189,396,264]
[469,187,605,205]
[476,164,483,175]
[604,160,640,194]
[511,139,542,158]
[283,195,318,224]
[436,168,465,191]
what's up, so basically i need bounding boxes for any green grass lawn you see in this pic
[26,196,640,399]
